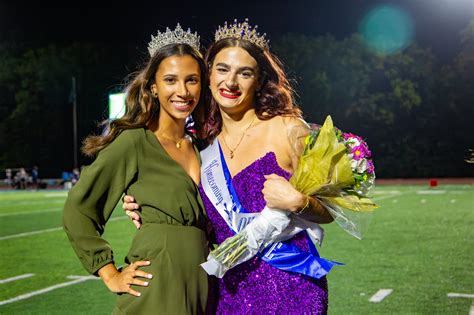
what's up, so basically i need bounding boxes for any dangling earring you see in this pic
[256,90,261,97]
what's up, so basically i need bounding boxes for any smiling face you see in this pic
[151,54,201,121]
[209,46,260,114]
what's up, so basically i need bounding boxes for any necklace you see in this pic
[158,134,188,149]
[221,115,257,159]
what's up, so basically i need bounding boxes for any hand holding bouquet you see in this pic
[290,115,377,239]
[200,115,378,278]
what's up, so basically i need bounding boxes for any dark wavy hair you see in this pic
[203,38,302,141]
[82,44,207,156]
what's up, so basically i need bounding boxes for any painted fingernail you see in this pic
[146,261,151,265]
[144,282,149,286]
[137,292,141,297]
[147,274,153,279]
[135,205,139,209]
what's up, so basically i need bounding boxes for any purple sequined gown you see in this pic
[199,152,328,314]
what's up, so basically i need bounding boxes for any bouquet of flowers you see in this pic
[290,116,377,240]
[200,115,377,278]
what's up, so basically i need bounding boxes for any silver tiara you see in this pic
[215,18,269,50]
[147,23,200,57]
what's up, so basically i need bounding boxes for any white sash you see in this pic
[200,140,257,232]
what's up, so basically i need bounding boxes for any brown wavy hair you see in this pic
[202,38,302,141]
[82,44,207,157]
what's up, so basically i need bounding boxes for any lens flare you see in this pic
[359,5,414,55]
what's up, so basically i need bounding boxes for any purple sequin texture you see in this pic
[200,152,328,314]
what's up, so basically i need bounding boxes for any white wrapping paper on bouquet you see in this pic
[200,206,324,278]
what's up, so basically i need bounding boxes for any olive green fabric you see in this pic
[63,128,208,314]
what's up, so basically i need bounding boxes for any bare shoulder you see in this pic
[260,116,309,140]
[263,115,307,129]
[281,116,309,130]
[277,116,310,141]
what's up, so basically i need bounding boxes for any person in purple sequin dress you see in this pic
[124,19,336,314]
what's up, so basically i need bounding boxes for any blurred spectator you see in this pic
[31,166,39,190]
[4,168,13,188]
[62,171,72,189]
[466,149,474,164]
[71,168,80,185]
[61,168,81,189]
[15,168,29,189]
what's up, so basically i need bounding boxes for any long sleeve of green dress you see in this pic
[63,130,138,275]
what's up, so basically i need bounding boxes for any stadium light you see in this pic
[108,93,126,119]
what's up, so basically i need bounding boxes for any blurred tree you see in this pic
[434,19,474,176]
[273,34,437,177]
[273,34,375,125]
[0,43,131,177]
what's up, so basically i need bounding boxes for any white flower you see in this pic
[345,137,361,148]
[356,159,368,173]
[350,158,358,171]
[350,158,367,173]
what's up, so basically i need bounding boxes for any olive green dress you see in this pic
[62,128,209,315]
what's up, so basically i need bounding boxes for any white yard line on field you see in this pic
[373,190,413,201]
[369,289,393,303]
[0,275,99,306]
[0,199,65,208]
[373,187,448,202]
[0,216,127,241]
[44,193,68,197]
[373,194,402,201]
[0,208,62,217]
[0,227,61,241]
[447,293,474,298]
[373,190,401,195]
[416,190,446,194]
[0,274,35,284]
[470,302,474,315]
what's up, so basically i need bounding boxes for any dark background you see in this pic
[0,0,473,179]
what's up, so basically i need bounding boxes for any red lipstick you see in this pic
[219,88,241,99]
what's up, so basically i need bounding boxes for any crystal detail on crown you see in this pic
[147,23,200,57]
[215,18,269,50]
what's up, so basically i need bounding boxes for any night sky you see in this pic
[1,0,473,61]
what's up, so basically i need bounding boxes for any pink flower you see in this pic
[366,160,375,174]
[351,145,370,160]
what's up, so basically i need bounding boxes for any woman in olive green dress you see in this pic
[62,24,209,314]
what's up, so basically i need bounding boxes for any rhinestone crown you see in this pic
[147,23,200,57]
[215,18,269,50]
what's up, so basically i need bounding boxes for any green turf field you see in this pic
[0,185,472,314]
